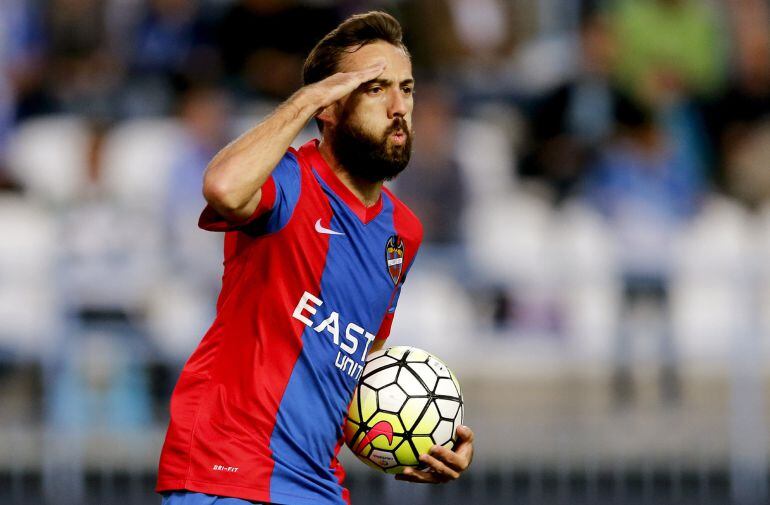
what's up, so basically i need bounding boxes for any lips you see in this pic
[390,130,406,144]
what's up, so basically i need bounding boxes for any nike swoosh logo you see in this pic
[354,420,394,454]
[314,219,344,236]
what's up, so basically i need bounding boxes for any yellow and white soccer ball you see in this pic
[344,346,464,474]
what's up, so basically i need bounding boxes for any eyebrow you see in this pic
[366,78,415,87]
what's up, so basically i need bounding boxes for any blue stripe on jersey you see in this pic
[268,175,398,504]
[265,152,302,234]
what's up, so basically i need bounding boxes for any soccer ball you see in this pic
[344,346,464,474]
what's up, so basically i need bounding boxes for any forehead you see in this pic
[338,40,412,77]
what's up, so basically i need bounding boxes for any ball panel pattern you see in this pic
[365,366,399,389]
[400,397,428,431]
[432,419,454,446]
[405,348,430,362]
[427,356,452,378]
[347,388,361,423]
[365,354,398,374]
[358,384,378,423]
[378,383,407,413]
[385,347,408,359]
[407,363,438,390]
[411,435,435,456]
[345,346,464,473]
[436,398,460,419]
[394,439,419,467]
[412,402,439,435]
[396,367,426,396]
[435,377,459,397]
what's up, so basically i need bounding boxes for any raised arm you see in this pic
[202,59,386,223]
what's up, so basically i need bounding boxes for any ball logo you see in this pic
[385,235,405,285]
[354,420,394,454]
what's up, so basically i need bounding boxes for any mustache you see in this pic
[385,118,409,135]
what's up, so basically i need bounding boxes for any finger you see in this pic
[426,445,467,472]
[419,453,460,480]
[398,467,447,484]
[456,425,475,444]
[427,426,474,471]
[452,425,475,460]
[356,58,386,75]
[362,58,386,72]
[354,67,385,85]
[394,466,449,484]
[394,472,425,483]
[325,66,382,100]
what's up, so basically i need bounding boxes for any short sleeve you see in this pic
[198,151,302,235]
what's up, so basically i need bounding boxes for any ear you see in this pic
[316,103,339,130]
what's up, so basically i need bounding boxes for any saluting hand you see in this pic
[296,58,386,113]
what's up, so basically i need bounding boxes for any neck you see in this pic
[317,139,383,207]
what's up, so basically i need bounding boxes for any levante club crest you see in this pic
[385,235,404,285]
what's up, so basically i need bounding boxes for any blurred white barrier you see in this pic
[554,200,620,363]
[59,118,186,312]
[6,115,91,205]
[0,196,59,356]
[100,118,186,213]
[145,278,215,362]
[456,118,516,201]
[463,190,554,288]
[754,202,770,362]
[59,200,164,312]
[389,268,474,366]
[671,196,753,364]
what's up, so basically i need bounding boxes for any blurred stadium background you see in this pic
[1,0,770,504]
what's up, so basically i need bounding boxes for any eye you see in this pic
[368,86,383,95]
[402,86,414,95]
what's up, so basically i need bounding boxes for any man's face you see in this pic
[327,41,414,182]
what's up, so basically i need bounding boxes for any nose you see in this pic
[388,88,408,119]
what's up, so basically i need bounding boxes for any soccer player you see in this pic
[156,11,474,505]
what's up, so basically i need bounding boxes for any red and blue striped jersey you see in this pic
[156,139,423,505]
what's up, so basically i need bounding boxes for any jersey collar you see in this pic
[299,139,384,224]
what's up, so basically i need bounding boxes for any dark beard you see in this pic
[329,117,412,183]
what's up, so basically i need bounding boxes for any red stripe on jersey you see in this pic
[375,312,395,341]
[157,149,335,502]
[329,425,351,505]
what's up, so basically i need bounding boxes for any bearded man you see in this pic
[155,11,474,505]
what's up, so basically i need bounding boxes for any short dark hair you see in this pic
[303,11,409,86]
[303,11,409,131]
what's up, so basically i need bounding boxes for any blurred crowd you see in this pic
[2,0,769,226]
[2,0,770,429]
